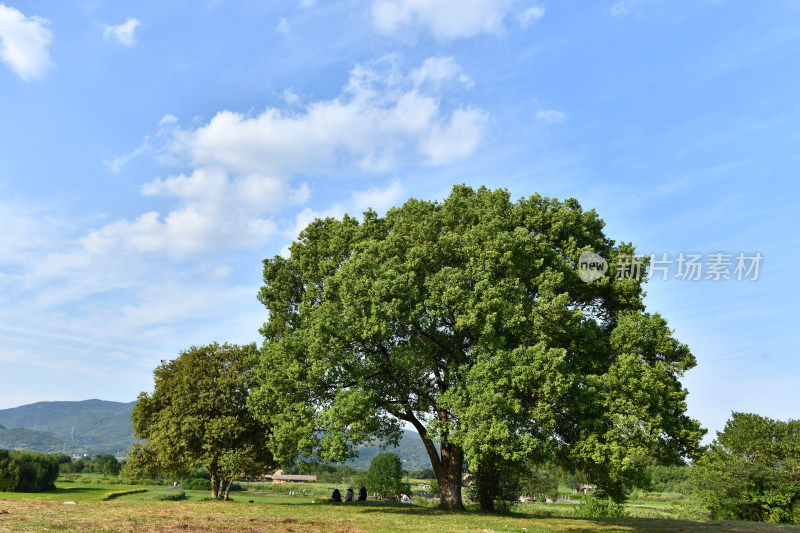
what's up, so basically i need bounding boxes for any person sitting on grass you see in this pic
[345,487,354,502]
[331,488,342,503]
[358,486,367,501]
[399,492,411,504]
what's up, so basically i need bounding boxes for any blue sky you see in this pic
[1,0,798,442]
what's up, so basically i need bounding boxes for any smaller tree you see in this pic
[128,342,274,500]
[367,453,406,499]
[519,466,559,502]
[467,454,521,511]
[93,454,121,476]
[692,412,800,524]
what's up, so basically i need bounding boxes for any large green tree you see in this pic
[693,412,800,523]
[249,185,703,510]
[128,343,274,500]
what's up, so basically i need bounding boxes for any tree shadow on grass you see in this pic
[340,504,800,533]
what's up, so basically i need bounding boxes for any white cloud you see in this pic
[105,114,179,173]
[282,88,300,104]
[518,5,545,28]
[103,17,139,47]
[536,109,566,123]
[422,108,486,164]
[82,168,309,259]
[299,0,316,7]
[372,0,519,40]
[91,57,484,260]
[351,180,405,212]
[276,17,290,34]
[0,4,53,81]
[159,113,178,126]
[410,56,471,88]
[172,57,486,175]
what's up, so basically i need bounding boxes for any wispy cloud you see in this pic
[536,109,566,123]
[611,0,642,16]
[518,5,545,28]
[276,17,290,34]
[103,17,140,46]
[0,4,53,81]
[372,0,525,40]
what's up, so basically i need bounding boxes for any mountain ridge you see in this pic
[0,400,435,470]
[0,399,138,456]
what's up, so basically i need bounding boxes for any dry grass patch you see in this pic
[1,497,799,533]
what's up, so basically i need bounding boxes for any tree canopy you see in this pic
[693,412,800,523]
[128,342,274,500]
[249,185,704,509]
[0,449,60,492]
[367,452,406,499]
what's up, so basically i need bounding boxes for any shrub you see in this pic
[156,490,186,501]
[183,477,212,491]
[0,449,60,492]
[573,496,629,518]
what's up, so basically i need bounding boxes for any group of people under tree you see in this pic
[330,486,368,503]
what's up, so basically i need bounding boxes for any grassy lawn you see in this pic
[2,488,800,533]
[0,483,151,502]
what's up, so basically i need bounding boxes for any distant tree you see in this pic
[408,467,435,480]
[249,185,705,509]
[692,412,800,523]
[0,449,59,492]
[367,453,406,499]
[519,466,559,502]
[93,454,121,476]
[128,342,274,500]
[0,450,18,492]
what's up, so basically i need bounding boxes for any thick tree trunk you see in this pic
[403,410,466,510]
[436,443,465,511]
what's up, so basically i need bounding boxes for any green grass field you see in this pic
[2,484,800,532]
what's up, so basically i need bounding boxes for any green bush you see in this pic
[0,449,60,492]
[574,496,630,518]
[183,477,212,491]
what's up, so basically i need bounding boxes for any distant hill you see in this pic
[346,429,438,471]
[0,400,436,469]
[0,400,137,456]
[0,427,84,455]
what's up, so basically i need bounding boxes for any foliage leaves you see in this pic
[250,185,704,509]
[367,453,407,499]
[692,412,800,523]
[0,449,60,492]
[127,343,274,500]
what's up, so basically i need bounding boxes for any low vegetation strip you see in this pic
[102,488,148,501]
